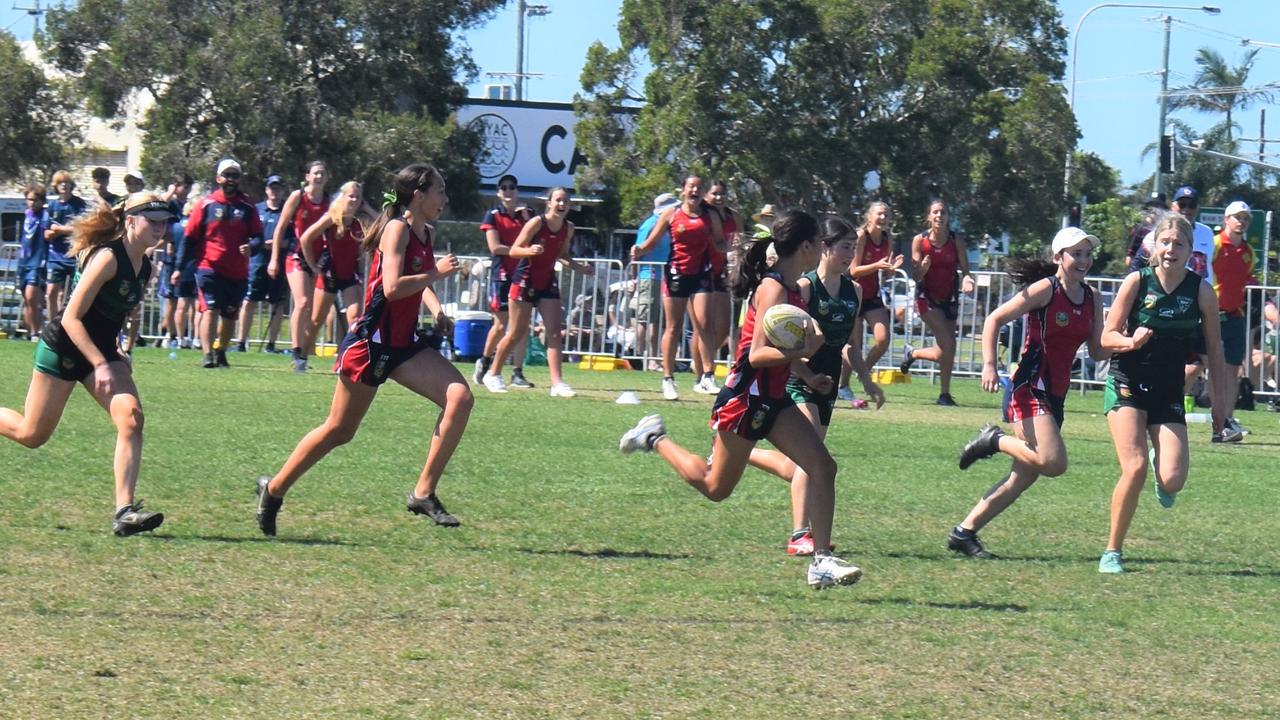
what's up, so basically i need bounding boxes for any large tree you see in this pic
[39,0,503,212]
[575,0,1075,247]
[0,31,76,184]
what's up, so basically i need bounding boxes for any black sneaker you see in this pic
[202,352,217,369]
[947,528,994,559]
[898,343,916,374]
[959,424,1004,469]
[113,500,164,537]
[255,476,283,536]
[406,492,460,527]
[216,350,230,368]
[937,393,958,407]
[472,356,491,384]
[230,342,247,353]
[509,370,534,389]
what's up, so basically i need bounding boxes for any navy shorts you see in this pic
[18,264,45,291]
[511,282,560,304]
[46,258,76,285]
[197,269,248,317]
[663,266,709,299]
[488,275,512,313]
[246,267,289,304]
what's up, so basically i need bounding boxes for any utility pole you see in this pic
[13,0,45,35]
[515,0,525,100]
[1260,108,1267,165]
[1153,14,1173,200]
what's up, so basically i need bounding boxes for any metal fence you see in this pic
[1,240,1276,400]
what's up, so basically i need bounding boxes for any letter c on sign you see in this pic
[541,125,568,174]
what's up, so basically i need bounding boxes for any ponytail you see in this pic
[732,235,773,299]
[731,209,818,298]
[69,203,126,259]
[1006,257,1058,290]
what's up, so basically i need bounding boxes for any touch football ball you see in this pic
[761,303,812,351]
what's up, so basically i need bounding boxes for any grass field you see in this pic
[1,341,1278,718]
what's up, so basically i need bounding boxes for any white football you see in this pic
[761,303,812,350]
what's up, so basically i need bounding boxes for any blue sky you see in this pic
[7,1,1280,188]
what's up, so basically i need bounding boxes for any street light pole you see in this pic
[1061,3,1221,228]
[1154,14,1173,200]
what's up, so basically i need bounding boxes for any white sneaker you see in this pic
[693,375,719,394]
[472,358,487,384]
[836,386,854,402]
[549,382,577,398]
[807,554,863,589]
[482,373,508,393]
[662,377,679,401]
[620,414,666,454]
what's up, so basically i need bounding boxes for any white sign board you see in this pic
[456,100,605,191]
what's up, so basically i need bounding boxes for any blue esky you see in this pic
[6,1,1279,187]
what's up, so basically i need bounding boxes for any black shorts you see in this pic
[859,295,886,316]
[33,338,122,383]
[488,275,512,313]
[512,283,560,304]
[664,264,709,299]
[786,379,837,426]
[246,267,288,304]
[1104,374,1185,426]
[320,274,360,295]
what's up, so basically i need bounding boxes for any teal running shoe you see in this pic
[1098,550,1124,574]
[1150,447,1175,508]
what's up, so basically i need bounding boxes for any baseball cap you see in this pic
[216,158,242,176]
[1051,226,1100,254]
[652,192,679,214]
[751,204,777,223]
[1224,200,1252,217]
[265,174,284,186]
[124,170,145,183]
[1172,186,1198,203]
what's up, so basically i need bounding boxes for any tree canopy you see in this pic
[575,0,1077,248]
[39,0,504,213]
[0,31,76,184]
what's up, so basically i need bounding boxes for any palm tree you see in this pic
[1167,48,1278,141]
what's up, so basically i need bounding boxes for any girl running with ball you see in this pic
[619,210,863,589]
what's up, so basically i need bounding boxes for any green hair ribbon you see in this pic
[382,191,398,210]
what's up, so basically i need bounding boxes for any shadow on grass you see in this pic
[879,550,1102,564]
[515,546,694,560]
[858,597,1030,613]
[154,533,359,547]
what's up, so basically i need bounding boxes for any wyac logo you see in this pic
[468,114,518,179]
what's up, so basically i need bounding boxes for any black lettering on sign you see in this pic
[541,125,568,174]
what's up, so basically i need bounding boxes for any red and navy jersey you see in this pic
[512,217,570,291]
[183,189,263,280]
[318,218,364,281]
[722,272,805,401]
[291,191,330,261]
[707,207,735,275]
[668,206,712,275]
[1011,277,1094,398]
[917,231,959,304]
[856,229,890,298]
[481,205,533,281]
[353,223,435,349]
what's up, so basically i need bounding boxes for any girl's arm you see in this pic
[509,216,546,259]
[298,215,334,272]
[1101,273,1152,352]
[1198,281,1228,430]
[747,278,819,368]
[842,284,886,408]
[632,208,673,258]
[848,229,876,279]
[955,233,975,294]
[978,278,1053,392]
[379,221,457,301]
[1086,286,1112,362]
[558,223,594,275]
[910,233,928,282]
[59,249,117,376]
[269,190,302,276]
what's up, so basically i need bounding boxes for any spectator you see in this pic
[123,170,146,195]
[236,174,290,352]
[90,167,120,208]
[631,192,678,371]
[44,170,89,315]
[18,184,50,339]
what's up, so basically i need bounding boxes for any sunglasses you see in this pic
[498,184,517,191]
[221,172,242,180]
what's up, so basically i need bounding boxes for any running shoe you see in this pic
[230,342,246,353]
[1149,447,1175,508]
[662,377,679,401]
[292,357,308,374]
[693,375,719,395]
[850,394,869,409]
[202,352,217,369]
[166,338,179,350]
[406,492,460,527]
[1227,416,1250,436]
[898,343,916,374]
[472,357,488,384]
[216,350,230,368]
[549,382,577,398]
[482,373,508,393]
[255,476,283,537]
[620,414,666,454]
[836,386,854,403]
[947,527,995,559]
[786,531,816,557]
[936,393,958,407]
[1098,550,1124,574]
[1211,426,1243,443]
[510,370,534,389]
[959,424,1004,469]
[112,500,164,537]
[807,554,863,589]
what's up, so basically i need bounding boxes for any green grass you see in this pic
[1,341,1278,718]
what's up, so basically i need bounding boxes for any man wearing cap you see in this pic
[235,174,290,353]
[631,192,678,371]
[123,171,145,195]
[1142,186,1214,282]
[1210,201,1258,440]
[176,158,263,368]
